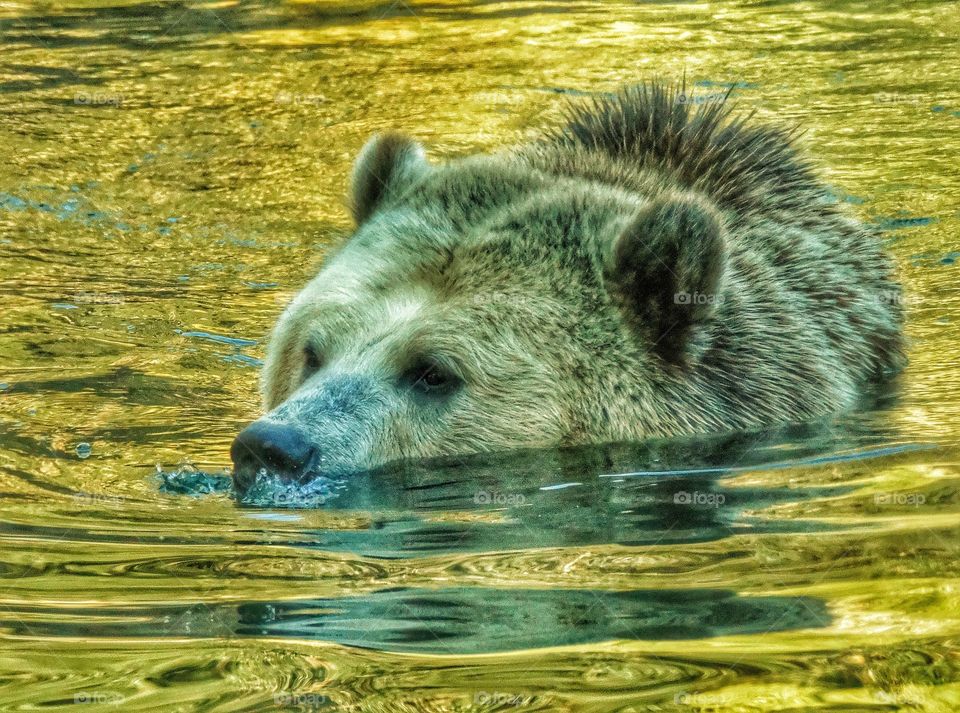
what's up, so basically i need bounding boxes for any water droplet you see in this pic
[76,442,92,459]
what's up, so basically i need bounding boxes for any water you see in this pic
[1,0,960,709]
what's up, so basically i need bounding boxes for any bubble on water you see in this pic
[75,442,92,459]
[238,468,345,509]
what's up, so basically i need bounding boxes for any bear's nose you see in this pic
[230,421,316,494]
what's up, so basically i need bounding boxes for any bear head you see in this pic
[230,132,728,493]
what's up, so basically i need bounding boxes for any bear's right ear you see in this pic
[349,132,430,225]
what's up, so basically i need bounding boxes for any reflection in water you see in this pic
[0,587,830,654]
[234,421,921,555]
[236,587,830,654]
[154,418,931,557]
[1,0,960,709]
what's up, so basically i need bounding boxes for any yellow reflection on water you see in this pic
[0,0,959,709]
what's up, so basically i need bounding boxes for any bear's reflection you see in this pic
[286,418,901,558]
[235,586,830,654]
[228,422,909,652]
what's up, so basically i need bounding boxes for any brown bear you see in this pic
[230,81,905,495]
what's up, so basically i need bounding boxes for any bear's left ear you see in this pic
[349,132,430,225]
[604,194,727,367]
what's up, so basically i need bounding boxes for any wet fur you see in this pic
[255,81,905,477]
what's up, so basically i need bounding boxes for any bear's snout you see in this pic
[230,420,316,494]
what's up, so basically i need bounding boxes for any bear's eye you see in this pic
[303,343,324,377]
[403,358,461,397]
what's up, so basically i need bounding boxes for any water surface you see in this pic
[2,0,960,710]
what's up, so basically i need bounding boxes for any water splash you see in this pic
[236,468,346,509]
[156,464,232,496]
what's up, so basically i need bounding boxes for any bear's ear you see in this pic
[349,132,430,225]
[605,194,726,366]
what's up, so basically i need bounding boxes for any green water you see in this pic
[1,1,960,710]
